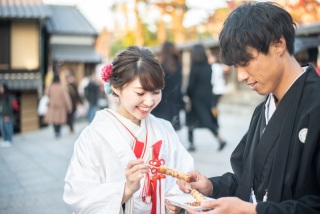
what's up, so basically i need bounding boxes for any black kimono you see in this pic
[152,59,183,130]
[186,63,218,133]
[209,64,320,213]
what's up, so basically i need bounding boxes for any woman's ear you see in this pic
[111,85,118,96]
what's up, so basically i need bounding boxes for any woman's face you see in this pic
[113,77,162,125]
[0,86,4,94]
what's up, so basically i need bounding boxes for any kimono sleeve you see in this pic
[209,103,264,198]
[256,196,320,214]
[256,112,320,214]
[63,127,125,214]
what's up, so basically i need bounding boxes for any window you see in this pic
[0,21,10,70]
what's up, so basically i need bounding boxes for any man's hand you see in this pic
[176,170,213,197]
[186,197,257,214]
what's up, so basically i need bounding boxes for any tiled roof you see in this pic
[0,0,51,20]
[51,45,101,63]
[45,5,97,36]
[294,37,320,54]
[0,72,41,90]
[296,22,320,37]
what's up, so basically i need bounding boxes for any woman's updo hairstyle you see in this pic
[110,46,165,94]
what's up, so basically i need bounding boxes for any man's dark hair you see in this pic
[219,1,296,66]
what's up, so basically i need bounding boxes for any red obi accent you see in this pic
[148,140,166,214]
[151,175,166,214]
[153,140,162,158]
[133,140,145,158]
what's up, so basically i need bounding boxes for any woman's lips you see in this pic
[137,106,151,114]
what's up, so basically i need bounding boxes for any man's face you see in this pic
[235,44,285,97]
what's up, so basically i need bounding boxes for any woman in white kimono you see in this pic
[63,46,194,214]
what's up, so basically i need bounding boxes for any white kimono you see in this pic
[63,109,194,214]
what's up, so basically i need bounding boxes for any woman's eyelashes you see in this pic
[135,90,161,96]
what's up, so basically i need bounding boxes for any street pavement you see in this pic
[0,90,263,214]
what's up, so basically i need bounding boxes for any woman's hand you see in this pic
[165,194,181,214]
[122,159,149,203]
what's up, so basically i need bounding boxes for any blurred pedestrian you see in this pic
[186,44,226,152]
[78,75,89,102]
[177,2,320,213]
[63,46,193,213]
[45,73,72,139]
[65,72,82,134]
[152,41,183,130]
[0,83,19,147]
[208,53,228,124]
[296,48,320,76]
[76,75,90,119]
[84,74,100,122]
[308,48,320,76]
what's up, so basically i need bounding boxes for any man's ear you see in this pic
[273,36,286,55]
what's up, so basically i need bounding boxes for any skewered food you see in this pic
[190,188,205,202]
[185,188,205,207]
[158,165,191,182]
[185,201,201,207]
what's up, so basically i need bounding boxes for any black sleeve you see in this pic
[256,128,320,214]
[209,172,239,198]
[256,195,320,214]
[207,100,267,199]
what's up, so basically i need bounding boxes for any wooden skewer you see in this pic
[147,164,159,168]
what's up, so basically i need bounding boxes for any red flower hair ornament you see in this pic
[101,63,113,94]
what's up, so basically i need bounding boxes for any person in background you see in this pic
[186,44,227,152]
[76,75,90,119]
[65,72,82,134]
[177,2,320,214]
[45,73,72,139]
[63,46,194,214]
[308,48,320,76]
[152,41,183,131]
[84,74,100,122]
[208,52,229,129]
[0,83,19,147]
[296,48,320,76]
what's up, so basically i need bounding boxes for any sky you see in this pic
[43,0,228,32]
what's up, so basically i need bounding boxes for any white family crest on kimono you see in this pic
[63,109,194,214]
[298,128,308,143]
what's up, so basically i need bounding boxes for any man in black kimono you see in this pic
[177,2,320,214]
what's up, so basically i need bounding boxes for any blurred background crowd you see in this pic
[0,0,319,143]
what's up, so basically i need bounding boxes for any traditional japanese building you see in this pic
[0,0,101,133]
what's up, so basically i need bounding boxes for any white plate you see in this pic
[166,194,215,211]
